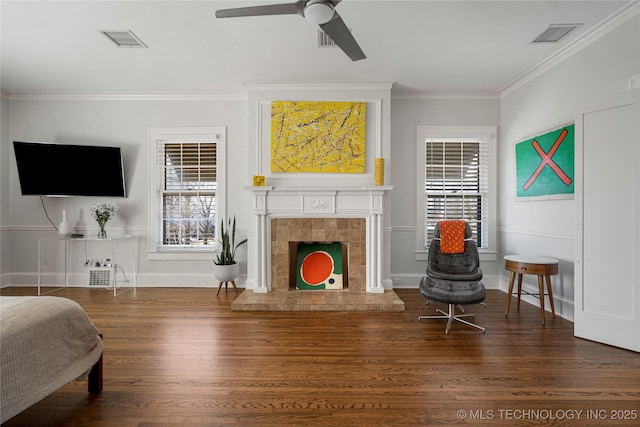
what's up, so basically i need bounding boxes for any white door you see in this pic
[575,88,640,352]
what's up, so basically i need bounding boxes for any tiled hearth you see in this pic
[231,289,405,311]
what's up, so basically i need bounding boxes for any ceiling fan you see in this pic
[215,0,366,61]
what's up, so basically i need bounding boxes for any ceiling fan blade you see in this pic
[320,13,366,61]
[215,2,304,19]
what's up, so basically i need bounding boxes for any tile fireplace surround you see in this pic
[233,186,405,311]
[271,217,365,292]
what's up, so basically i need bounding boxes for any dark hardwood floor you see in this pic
[1,287,639,426]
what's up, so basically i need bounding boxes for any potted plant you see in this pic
[213,215,248,282]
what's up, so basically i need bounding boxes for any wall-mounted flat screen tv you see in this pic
[13,141,127,197]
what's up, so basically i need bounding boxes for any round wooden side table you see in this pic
[504,255,558,325]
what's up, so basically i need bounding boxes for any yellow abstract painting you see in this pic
[271,101,366,173]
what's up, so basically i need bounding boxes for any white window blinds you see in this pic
[424,139,489,248]
[158,140,217,247]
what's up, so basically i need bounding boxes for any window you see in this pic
[148,127,226,260]
[161,141,217,246]
[416,126,497,260]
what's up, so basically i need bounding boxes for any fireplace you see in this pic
[272,218,365,291]
[245,185,392,294]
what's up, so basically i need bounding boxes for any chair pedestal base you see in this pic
[419,303,486,334]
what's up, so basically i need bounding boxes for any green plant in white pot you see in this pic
[213,215,248,283]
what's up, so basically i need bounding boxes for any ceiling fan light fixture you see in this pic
[304,0,334,25]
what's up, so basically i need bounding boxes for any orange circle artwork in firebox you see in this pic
[300,251,334,286]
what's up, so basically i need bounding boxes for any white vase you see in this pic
[58,210,73,237]
[212,263,240,282]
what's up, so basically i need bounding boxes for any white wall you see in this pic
[389,96,501,288]
[499,13,640,320]
[4,97,248,287]
[0,95,9,286]
[2,91,502,290]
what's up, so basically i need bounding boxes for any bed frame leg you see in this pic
[89,334,103,394]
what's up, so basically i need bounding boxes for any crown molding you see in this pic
[500,1,640,97]
[391,91,500,100]
[4,92,248,101]
[243,81,394,92]
[4,87,500,102]
[4,83,397,100]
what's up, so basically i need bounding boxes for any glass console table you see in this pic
[38,235,138,296]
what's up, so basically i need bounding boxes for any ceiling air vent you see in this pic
[317,29,338,48]
[532,24,582,43]
[99,30,148,48]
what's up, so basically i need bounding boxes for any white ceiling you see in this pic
[1,0,637,97]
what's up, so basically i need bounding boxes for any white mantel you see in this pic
[245,185,393,294]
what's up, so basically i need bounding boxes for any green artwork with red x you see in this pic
[515,124,574,198]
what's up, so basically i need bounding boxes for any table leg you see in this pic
[545,274,556,318]
[516,273,523,310]
[505,271,516,316]
[538,275,546,325]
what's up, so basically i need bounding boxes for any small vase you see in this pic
[58,209,73,237]
[97,222,107,239]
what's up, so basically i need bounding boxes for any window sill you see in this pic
[415,250,497,262]
[148,250,217,262]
